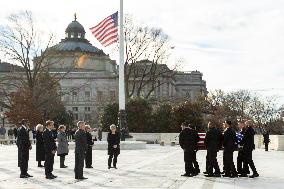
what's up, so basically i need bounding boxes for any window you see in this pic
[78,33,82,38]
[74,113,79,120]
[85,107,91,112]
[71,32,75,38]
[85,91,91,101]
[109,91,116,101]
[72,107,78,112]
[85,114,91,121]
[65,32,69,38]
[72,91,78,101]
[0,107,3,112]
[97,91,103,102]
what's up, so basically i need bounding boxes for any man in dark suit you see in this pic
[263,130,270,151]
[204,122,222,177]
[191,125,200,175]
[241,120,259,178]
[237,120,250,177]
[85,125,94,168]
[43,120,57,179]
[179,122,198,177]
[223,120,238,178]
[74,121,87,180]
[17,119,33,178]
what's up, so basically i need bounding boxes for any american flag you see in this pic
[90,12,118,47]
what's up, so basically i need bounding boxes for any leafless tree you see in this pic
[122,16,178,99]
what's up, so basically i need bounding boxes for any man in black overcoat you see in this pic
[204,122,222,177]
[17,119,33,178]
[263,130,270,151]
[241,120,259,178]
[85,125,94,168]
[43,120,57,179]
[74,121,88,180]
[223,120,238,177]
[237,120,250,177]
[191,125,200,174]
[179,122,198,177]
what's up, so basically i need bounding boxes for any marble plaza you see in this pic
[0,145,283,189]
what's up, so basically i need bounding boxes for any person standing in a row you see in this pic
[107,124,120,169]
[74,121,88,180]
[43,120,57,179]
[237,121,249,176]
[204,122,222,177]
[57,125,69,168]
[241,120,259,178]
[35,124,45,167]
[85,125,94,168]
[17,119,33,178]
[179,122,199,177]
[223,120,238,178]
[263,130,270,152]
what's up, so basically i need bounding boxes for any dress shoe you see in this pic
[86,166,93,168]
[20,174,29,178]
[46,176,54,179]
[214,173,221,177]
[108,166,111,169]
[222,174,231,177]
[51,174,57,178]
[60,165,68,168]
[239,174,248,177]
[38,165,44,168]
[181,173,193,177]
[205,174,215,177]
[249,173,259,178]
[77,177,88,180]
[26,173,33,177]
[203,171,208,175]
[113,166,117,169]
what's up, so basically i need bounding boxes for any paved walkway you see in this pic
[0,145,283,189]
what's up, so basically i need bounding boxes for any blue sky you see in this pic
[0,0,283,105]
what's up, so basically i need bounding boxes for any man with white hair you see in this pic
[74,121,88,180]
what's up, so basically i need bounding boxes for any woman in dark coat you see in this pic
[36,124,45,167]
[107,124,120,169]
[57,125,69,168]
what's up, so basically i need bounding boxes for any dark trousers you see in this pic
[207,150,220,174]
[243,150,258,174]
[45,153,54,176]
[20,149,29,175]
[265,143,269,151]
[237,150,249,174]
[223,150,237,175]
[60,155,66,167]
[108,154,118,167]
[17,147,21,167]
[75,153,85,178]
[183,150,194,174]
[192,151,200,173]
[85,147,92,167]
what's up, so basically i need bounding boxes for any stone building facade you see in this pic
[0,17,207,126]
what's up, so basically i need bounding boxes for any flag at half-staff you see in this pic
[89,12,118,47]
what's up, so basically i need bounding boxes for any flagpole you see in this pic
[118,0,128,140]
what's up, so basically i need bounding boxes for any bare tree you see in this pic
[122,16,178,99]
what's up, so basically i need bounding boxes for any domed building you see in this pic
[41,16,118,125]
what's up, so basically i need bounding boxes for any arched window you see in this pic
[78,33,82,38]
[71,32,75,38]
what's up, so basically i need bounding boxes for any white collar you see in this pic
[22,125,27,129]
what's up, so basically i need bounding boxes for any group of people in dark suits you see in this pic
[179,119,259,178]
[17,119,121,180]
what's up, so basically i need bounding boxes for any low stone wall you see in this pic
[255,135,284,151]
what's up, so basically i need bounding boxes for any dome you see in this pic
[65,20,85,34]
[51,41,100,53]
[49,14,104,54]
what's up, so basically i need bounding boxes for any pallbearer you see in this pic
[241,120,259,178]
[222,120,238,178]
[179,122,197,177]
[204,122,222,177]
